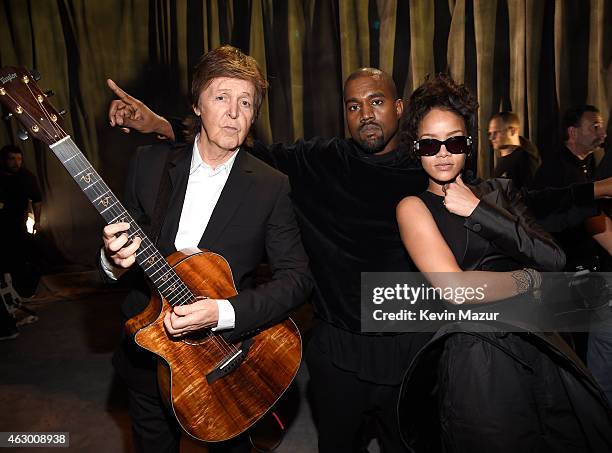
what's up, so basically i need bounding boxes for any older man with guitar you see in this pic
[99,45,312,453]
[0,47,311,453]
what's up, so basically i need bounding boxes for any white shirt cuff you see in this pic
[212,299,235,331]
[100,248,129,280]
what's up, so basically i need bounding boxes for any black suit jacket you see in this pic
[113,141,313,394]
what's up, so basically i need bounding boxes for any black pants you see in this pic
[127,387,251,453]
[128,388,180,453]
[305,338,408,453]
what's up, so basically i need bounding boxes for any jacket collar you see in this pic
[199,149,254,248]
[158,144,254,253]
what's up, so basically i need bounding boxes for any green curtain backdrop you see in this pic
[0,0,610,265]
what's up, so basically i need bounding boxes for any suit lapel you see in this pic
[199,149,254,248]
[157,143,192,255]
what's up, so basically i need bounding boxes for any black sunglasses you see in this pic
[413,136,472,157]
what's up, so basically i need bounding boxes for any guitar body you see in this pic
[125,248,302,442]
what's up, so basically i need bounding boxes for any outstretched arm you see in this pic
[594,177,612,199]
[396,196,540,305]
[586,214,612,255]
[105,79,331,179]
[518,177,612,233]
[107,79,176,140]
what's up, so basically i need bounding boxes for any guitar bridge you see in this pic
[206,338,254,384]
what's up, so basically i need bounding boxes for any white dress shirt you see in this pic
[101,139,238,330]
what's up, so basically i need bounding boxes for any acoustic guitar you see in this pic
[0,67,302,442]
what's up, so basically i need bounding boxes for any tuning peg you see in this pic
[44,90,54,97]
[6,109,63,120]
[17,128,29,141]
[30,69,41,82]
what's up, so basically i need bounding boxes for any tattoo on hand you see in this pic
[512,270,531,294]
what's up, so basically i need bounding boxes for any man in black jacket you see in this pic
[534,105,611,407]
[533,105,607,271]
[101,46,312,453]
[107,69,612,452]
[488,111,541,189]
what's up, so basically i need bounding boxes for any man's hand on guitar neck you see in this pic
[107,78,176,140]
[102,222,142,269]
[101,222,235,335]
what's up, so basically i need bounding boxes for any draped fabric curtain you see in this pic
[0,0,610,265]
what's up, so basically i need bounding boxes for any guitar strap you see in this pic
[148,146,175,245]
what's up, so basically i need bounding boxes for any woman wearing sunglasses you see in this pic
[397,74,563,303]
[395,74,612,452]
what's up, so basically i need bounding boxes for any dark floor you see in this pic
[0,272,326,453]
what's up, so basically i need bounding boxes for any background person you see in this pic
[488,111,541,189]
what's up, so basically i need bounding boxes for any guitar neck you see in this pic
[49,136,191,306]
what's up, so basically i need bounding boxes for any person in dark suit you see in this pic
[100,45,312,453]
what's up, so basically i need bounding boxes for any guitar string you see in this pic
[7,86,237,356]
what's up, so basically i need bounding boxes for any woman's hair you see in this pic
[399,73,479,148]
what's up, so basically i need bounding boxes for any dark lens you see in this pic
[445,136,469,154]
[415,139,441,156]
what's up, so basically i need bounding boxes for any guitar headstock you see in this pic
[0,67,67,146]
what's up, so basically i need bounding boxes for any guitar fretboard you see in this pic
[49,136,193,307]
